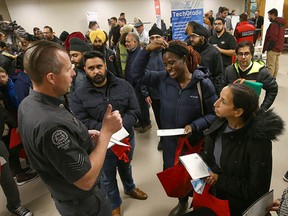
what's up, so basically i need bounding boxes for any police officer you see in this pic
[17,40,122,216]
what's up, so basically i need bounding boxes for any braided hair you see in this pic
[162,40,201,73]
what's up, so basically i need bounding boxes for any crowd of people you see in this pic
[0,5,287,216]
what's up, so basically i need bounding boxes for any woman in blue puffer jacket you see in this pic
[132,40,218,215]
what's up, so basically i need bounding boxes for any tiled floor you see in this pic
[1,53,288,216]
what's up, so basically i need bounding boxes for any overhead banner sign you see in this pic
[154,0,161,28]
[171,0,204,41]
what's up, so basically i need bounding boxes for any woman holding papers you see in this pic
[201,83,284,216]
[132,39,217,215]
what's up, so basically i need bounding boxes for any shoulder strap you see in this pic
[197,81,204,115]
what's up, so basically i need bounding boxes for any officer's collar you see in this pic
[30,89,67,108]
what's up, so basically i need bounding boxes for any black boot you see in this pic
[168,202,188,216]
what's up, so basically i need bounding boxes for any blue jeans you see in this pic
[101,136,136,209]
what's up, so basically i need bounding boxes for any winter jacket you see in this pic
[132,48,217,168]
[71,67,86,92]
[201,109,284,216]
[125,45,141,86]
[0,106,4,140]
[70,72,140,139]
[195,41,223,95]
[10,71,31,103]
[234,21,255,44]
[144,49,165,99]
[102,47,120,78]
[221,60,278,110]
[0,50,15,75]
[0,78,19,113]
[115,42,127,77]
[263,17,286,53]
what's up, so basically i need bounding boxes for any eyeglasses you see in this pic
[149,35,162,40]
[237,52,251,57]
[189,33,200,39]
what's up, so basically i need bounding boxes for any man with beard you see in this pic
[209,17,237,72]
[89,29,120,77]
[262,8,286,78]
[221,41,277,110]
[70,51,148,216]
[69,37,91,91]
[186,21,223,95]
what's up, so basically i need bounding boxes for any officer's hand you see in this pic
[89,130,100,144]
[146,39,168,52]
[102,104,122,135]
[145,96,152,105]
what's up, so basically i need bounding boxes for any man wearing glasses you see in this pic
[221,41,277,110]
[209,18,237,72]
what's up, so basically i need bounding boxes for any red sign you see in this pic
[154,0,161,16]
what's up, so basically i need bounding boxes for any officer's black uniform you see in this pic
[18,90,111,216]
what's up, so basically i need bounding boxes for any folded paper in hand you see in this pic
[157,128,188,137]
[108,127,129,148]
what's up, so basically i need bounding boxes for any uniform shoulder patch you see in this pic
[51,130,71,150]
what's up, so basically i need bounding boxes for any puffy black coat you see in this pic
[70,72,140,138]
[195,41,223,95]
[201,109,285,216]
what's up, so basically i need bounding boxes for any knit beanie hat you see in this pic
[89,29,106,43]
[191,21,211,38]
[149,25,164,37]
[59,31,69,42]
[70,38,91,52]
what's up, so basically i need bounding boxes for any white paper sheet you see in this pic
[157,128,188,137]
[179,153,210,180]
[0,156,7,166]
[107,127,130,149]
[242,190,273,216]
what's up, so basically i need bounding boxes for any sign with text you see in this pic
[171,0,203,41]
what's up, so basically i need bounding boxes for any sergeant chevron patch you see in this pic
[69,154,85,170]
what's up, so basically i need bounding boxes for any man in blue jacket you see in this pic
[70,51,147,216]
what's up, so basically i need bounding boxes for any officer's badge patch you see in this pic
[52,130,70,150]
